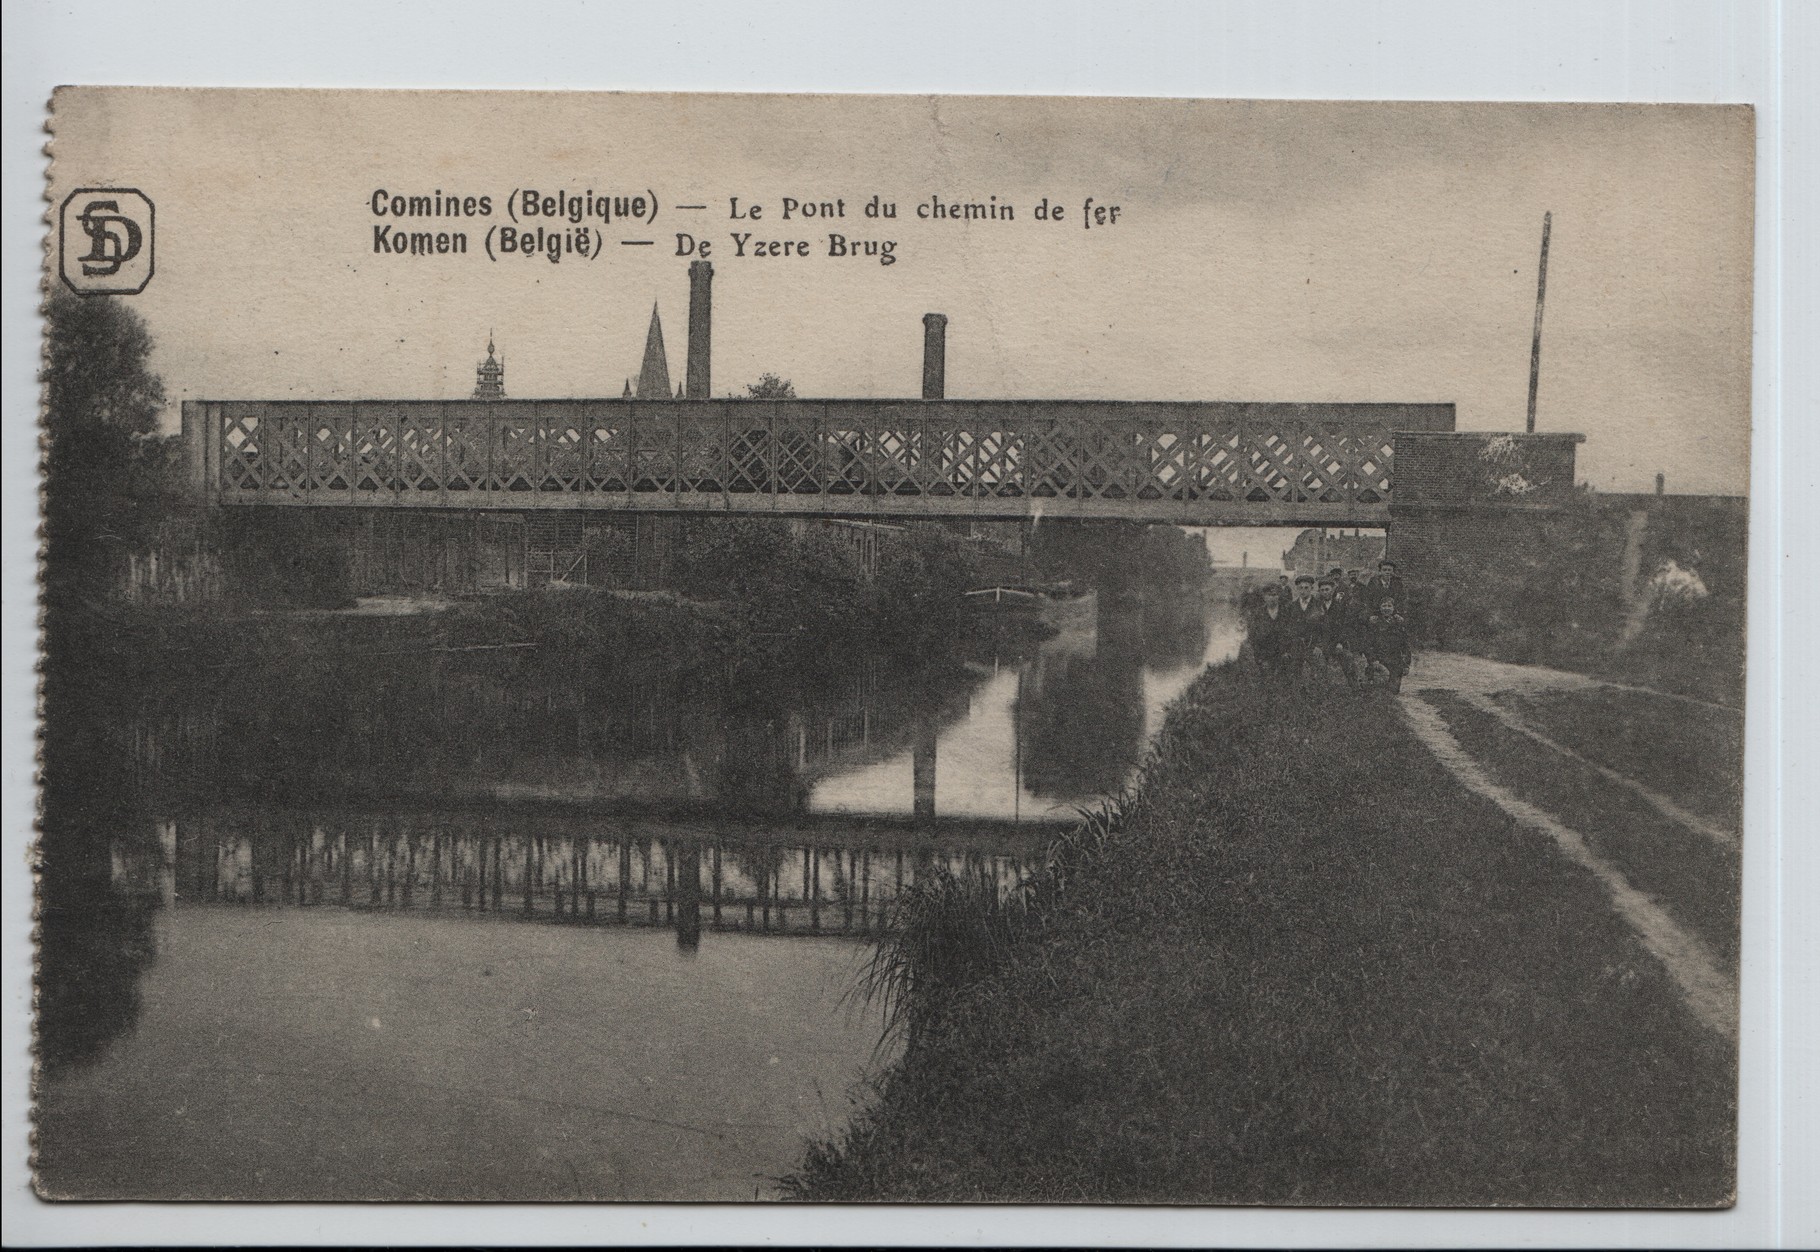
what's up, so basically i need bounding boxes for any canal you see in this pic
[33,592,1243,1200]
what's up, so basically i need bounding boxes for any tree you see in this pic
[737,372,810,487]
[40,291,169,602]
[43,291,166,440]
[42,291,167,518]
[743,372,796,399]
[37,295,172,1076]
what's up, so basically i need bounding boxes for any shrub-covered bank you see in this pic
[1414,495,1746,708]
[785,666,1733,1205]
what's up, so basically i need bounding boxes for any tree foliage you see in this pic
[43,291,166,441]
[41,291,169,520]
[743,372,797,399]
[38,293,172,1070]
[40,291,171,602]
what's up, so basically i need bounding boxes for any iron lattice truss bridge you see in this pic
[185,399,1456,526]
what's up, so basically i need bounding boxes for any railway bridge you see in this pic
[185,394,1464,528]
[178,264,1585,588]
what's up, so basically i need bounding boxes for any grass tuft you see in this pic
[850,863,1032,1050]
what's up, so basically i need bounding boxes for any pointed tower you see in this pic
[633,304,672,399]
[472,332,505,400]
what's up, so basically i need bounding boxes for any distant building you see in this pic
[445,302,971,591]
[1283,528,1384,576]
[471,309,672,403]
[471,333,505,400]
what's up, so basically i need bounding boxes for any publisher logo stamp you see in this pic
[60,188,155,295]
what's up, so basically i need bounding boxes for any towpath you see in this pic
[1398,651,1741,1039]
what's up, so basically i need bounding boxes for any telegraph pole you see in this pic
[1527,211,1552,433]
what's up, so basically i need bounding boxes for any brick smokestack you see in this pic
[686,260,713,400]
[922,313,947,400]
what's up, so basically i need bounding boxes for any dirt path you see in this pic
[1398,652,1738,1040]
[1405,649,1740,714]
[1402,650,1604,699]
[1454,690,1735,848]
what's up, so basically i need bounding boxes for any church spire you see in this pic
[634,303,672,400]
[472,331,505,400]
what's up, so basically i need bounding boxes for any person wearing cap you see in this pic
[1324,568,1348,620]
[1239,579,1263,619]
[1336,569,1370,680]
[1288,572,1325,676]
[1249,583,1290,674]
[1365,595,1412,692]
[1340,568,1366,622]
[1315,576,1344,677]
[1366,558,1407,614]
[1236,579,1262,660]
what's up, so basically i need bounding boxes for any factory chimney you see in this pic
[686,261,713,400]
[922,313,947,400]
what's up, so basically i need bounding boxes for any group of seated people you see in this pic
[1238,559,1413,691]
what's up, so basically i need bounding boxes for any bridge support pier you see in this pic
[1385,430,1610,649]
[1385,432,1584,579]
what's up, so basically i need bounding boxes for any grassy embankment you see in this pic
[786,665,1735,1206]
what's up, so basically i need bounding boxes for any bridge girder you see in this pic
[185,397,1456,527]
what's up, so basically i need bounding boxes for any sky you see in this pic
[49,91,1754,495]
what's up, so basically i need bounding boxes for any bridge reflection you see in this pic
[109,809,1049,945]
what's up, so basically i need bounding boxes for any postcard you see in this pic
[35,90,1750,1204]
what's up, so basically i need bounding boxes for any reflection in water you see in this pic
[35,592,1240,1198]
[35,823,164,1077]
[1020,606,1147,800]
[812,599,1229,820]
[103,599,1228,829]
[109,812,1040,941]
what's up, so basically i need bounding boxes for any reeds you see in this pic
[853,863,1029,1048]
[848,736,1163,1057]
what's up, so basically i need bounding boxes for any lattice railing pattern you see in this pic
[209,400,1439,520]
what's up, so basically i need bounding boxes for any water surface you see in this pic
[36,595,1238,1199]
